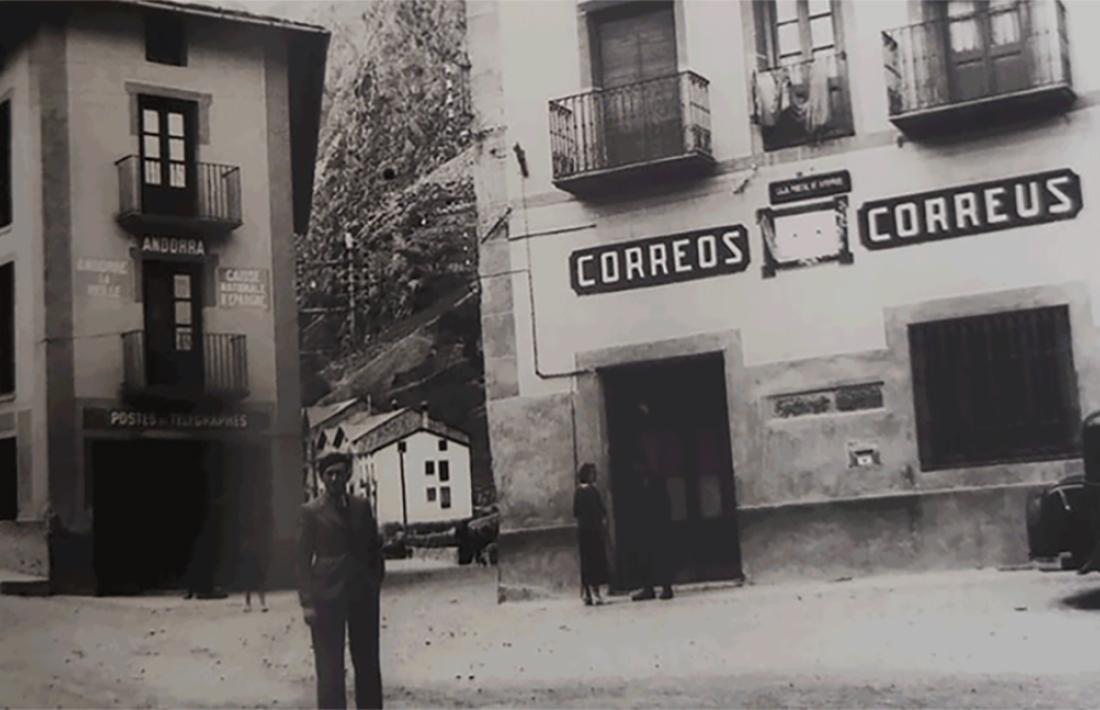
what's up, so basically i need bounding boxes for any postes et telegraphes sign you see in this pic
[83,408,270,432]
[858,169,1082,250]
[569,225,750,296]
[769,170,851,205]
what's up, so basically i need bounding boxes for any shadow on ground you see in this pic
[1059,585,1100,610]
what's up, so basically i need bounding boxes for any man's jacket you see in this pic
[298,492,385,610]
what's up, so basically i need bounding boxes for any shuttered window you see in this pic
[0,100,10,228]
[590,3,683,169]
[593,2,677,89]
[0,263,11,395]
[909,306,1080,470]
[0,438,14,521]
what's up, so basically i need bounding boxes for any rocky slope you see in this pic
[231,1,491,501]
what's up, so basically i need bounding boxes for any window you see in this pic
[440,486,452,510]
[932,0,1029,103]
[0,100,9,228]
[0,438,14,520]
[752,0,853,150]
[145,12,187,66]
[909,306,1080,470]
[438,439,448,452]
[425,461,435,476]
[0,263,11,395]
[426,487,436,503]
[439,461,450,482]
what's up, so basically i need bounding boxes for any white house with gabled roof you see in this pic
[317,406,473,527]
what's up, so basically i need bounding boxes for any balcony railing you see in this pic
[116,156,243,236]
[549,71,714,194]
[121,330,249,403]
[883,0,1073,133]
[752,51,853,151]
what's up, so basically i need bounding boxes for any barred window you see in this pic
[909,305,1080,470]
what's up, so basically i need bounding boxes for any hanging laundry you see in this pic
[803,55,833,134]
[753,69,782,127]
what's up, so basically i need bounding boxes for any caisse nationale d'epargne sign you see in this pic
[859,169,1082,250]
[570,225,750,295]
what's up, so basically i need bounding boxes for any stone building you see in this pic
[466,0,1099,598]
[0,0,328,593]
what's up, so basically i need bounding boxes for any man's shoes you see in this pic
[631,587,656,601]
[659,586,674,600]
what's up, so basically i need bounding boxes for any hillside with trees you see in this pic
[236,0,492,502]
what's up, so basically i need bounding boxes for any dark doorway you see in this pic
[0,438,15,521]
[142,259,204,392]
[604,354,742,588]
[91,440,227,594]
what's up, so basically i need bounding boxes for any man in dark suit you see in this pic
[299,452,385,709]
[631,470,675,602]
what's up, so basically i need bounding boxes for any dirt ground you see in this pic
[4,561,1100,708]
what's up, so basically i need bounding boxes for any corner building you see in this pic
[466,0,1100,598]
[0,1,328,593]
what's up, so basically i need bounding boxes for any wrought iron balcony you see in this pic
[121,330,249,404]
[883,0,1073,135]
[115,156,243,237]
[549,71,715,196]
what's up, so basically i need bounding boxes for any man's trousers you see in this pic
[310,590,382,709]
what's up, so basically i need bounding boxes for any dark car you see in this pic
[1027,474,1096,568]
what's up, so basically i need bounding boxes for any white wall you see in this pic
[489,0,1100,400]
[64,7,281,403]
[354,431,473,527]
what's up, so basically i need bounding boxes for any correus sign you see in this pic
[858,169,1082,250]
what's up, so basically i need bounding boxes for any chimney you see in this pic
[420,400,430,427]
[366,394,372,415]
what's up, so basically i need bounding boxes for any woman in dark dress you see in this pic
[573,463,609,606]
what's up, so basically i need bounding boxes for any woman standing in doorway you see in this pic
[573,463,609,606]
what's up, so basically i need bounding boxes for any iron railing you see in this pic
[549,71,712,180]
[122,330,249,399]
[883,0,1071,116]
[116,155,243,227]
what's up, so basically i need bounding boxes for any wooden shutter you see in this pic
[0,263,12,395]
[0,101,9,228]
[595,3,677,88]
